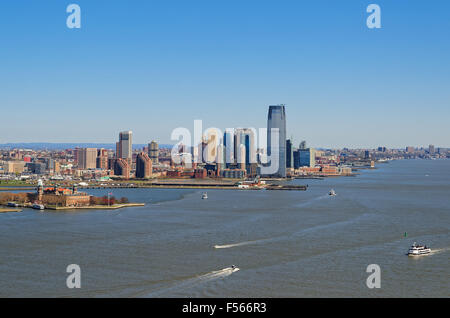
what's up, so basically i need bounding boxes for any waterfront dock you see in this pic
[266,185,307,191]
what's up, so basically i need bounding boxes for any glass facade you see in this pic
[267,105,286,177]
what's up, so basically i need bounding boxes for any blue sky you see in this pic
[0,0,449,148]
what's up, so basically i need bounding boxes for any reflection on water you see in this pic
[0,160,449,297]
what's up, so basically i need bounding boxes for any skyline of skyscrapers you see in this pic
[99,104,293,178]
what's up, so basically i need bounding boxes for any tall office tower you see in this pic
[286,139,293,169]
[267,105,287,177]
[234,128,256,170]
[117,131,133,163]
[77,148,97,169]
[114,158,130,179]
[96,148,108,169]
[223,130,235,167]
[429,144,435,154]
[297,148,316,167]
[406,146,415,153]
[136,152,152,178]
[148,141,159,164]
[364,150,370,159]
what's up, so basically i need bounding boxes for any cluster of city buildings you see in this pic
[0,106,448,183]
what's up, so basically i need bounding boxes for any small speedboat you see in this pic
[230,265,239,272]
[407,242,431,256]
[202,192,208,200]
[329,189,336,196]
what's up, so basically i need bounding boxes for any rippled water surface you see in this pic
[0,160,449,297]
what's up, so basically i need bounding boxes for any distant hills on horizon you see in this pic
[0,143,173,150]
[0,142,445,152]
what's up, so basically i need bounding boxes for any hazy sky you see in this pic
[1,0,449,148]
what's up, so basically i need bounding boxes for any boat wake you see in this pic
[292,213,373,236]
[214,239,272,249]
[142,267,239,297]
[429,247,450,255]
[296,194,331,208]
[214,213,374,249]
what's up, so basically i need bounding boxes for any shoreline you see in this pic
[78,184,308,191]
[0,203,145,211]
[45,203,146,210]
[0,208,22,213]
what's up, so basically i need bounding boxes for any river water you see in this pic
[0,159,449,297]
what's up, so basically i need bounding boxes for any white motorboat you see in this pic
[329,189,336,196]
[407,242,431,256]
[202,192,208,200]
[32,203,45,210]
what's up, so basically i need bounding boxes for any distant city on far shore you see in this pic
[0,105,447,186]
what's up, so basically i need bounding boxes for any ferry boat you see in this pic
[407,242,431,256]
[329,189,336,196]
[32,203,45,210]
[202,192,208,200]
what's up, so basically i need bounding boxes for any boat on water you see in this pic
[329,189,336,196]
[7,202,19,207]
[202,192,208,200]
[230,265,239,272]
[407,242,431,256]
[32,203,45,210]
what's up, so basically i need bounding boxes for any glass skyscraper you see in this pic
[267,105,286,177]
[117,131,132,161]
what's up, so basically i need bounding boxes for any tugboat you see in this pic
[202,192,208,200]
[407,242,431,256]
[329,189,336,196]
